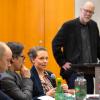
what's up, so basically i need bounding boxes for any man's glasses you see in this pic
[12,55,25,60]
[19,55,25,60]
[10,55,25,64]
[83,8,94,14]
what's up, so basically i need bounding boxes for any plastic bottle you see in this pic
[75,72,87,100]
[55,78,65,100]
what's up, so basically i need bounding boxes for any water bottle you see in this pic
[55,78,65,100]
[75,72,87,100]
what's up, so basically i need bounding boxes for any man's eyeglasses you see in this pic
[10,55,25,64]
[83,8,94,14]
[19,55,25,60]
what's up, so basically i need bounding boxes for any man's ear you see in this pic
[10,59,14,63]
[11,57,16,63]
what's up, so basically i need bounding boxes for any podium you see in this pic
[71,63,100,94]
[95,66,100,94]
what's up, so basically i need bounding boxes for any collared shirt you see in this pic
[39,71,53,94]
[80,23,92,63]
[0,72,10,80]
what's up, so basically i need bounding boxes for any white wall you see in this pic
[75,0,100,31]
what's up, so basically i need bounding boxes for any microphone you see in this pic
[50,74,56,80]
[50,74,56,87]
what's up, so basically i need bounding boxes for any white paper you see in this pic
[84,94,100,100]
[38,96,55,100]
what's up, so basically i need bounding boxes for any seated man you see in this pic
[0,42,12,100]
[0,42,33,100]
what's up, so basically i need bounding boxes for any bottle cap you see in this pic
[77,72,84,76]
[56,78,62,82]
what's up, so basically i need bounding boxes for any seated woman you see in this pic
[28,46,69,99]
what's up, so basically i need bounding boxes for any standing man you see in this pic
[52,1,100,94]
[0,42,12,100]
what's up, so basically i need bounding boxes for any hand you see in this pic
[61,84,75,95]
[20,65,31,78]
[61,84,68,93]
[67,89,75,95]
[62,62,71,70]
[46,88,56,97]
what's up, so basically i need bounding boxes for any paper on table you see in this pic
[38,96,55,100]
[83,94,100,100]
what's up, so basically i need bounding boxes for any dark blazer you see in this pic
[0,71,33,100]
[31,66,56,99]
[52,18,100,78]
[0,90,12,100]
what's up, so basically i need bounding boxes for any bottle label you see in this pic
[75,86,80,96]
[75,85,87,99]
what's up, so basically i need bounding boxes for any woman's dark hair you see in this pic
[6,42,24,58]
[28,46,47,60]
